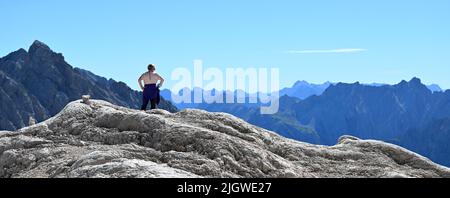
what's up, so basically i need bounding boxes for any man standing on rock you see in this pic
[138,64,165,110]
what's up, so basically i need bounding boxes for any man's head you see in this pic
[148,64,156,72]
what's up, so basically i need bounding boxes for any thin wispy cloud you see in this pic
[286,48,367,54]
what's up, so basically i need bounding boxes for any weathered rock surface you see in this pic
[1,100,449,178]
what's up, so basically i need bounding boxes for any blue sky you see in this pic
[1,0,449,90]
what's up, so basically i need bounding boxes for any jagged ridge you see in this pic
[0,100,449,178]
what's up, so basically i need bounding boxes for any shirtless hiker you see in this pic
[138,64,165,110]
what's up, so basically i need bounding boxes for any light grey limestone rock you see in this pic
[0,100,449,178]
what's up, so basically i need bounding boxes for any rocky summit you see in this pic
[0,99,449,178]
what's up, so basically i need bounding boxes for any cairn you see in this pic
[81,95,91,105]
[28,116,36,126]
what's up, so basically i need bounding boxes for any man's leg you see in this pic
[141,90,150,110]
[150,98,157,109]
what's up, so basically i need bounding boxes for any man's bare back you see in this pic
[139,71,163,85]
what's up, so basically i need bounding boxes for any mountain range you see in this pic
[279,80,443,99]
[163,78,450,166]
[163,81,444,110]
[0,41,177,131]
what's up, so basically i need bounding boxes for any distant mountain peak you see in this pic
[28,40,52,55]
[428,84,443,93]
[2,48,28,61]
[16,48,28,54]
[278,80,332,99]
[409,77,422,85]
[292,80,332,88]
[396,77,426,89]
[293,80,309,87]
[30,40,50,49]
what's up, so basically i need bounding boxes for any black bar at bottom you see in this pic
[1,178,446,197]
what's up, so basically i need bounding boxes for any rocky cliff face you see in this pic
[0,41,177,131]
[0,100,449,178]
